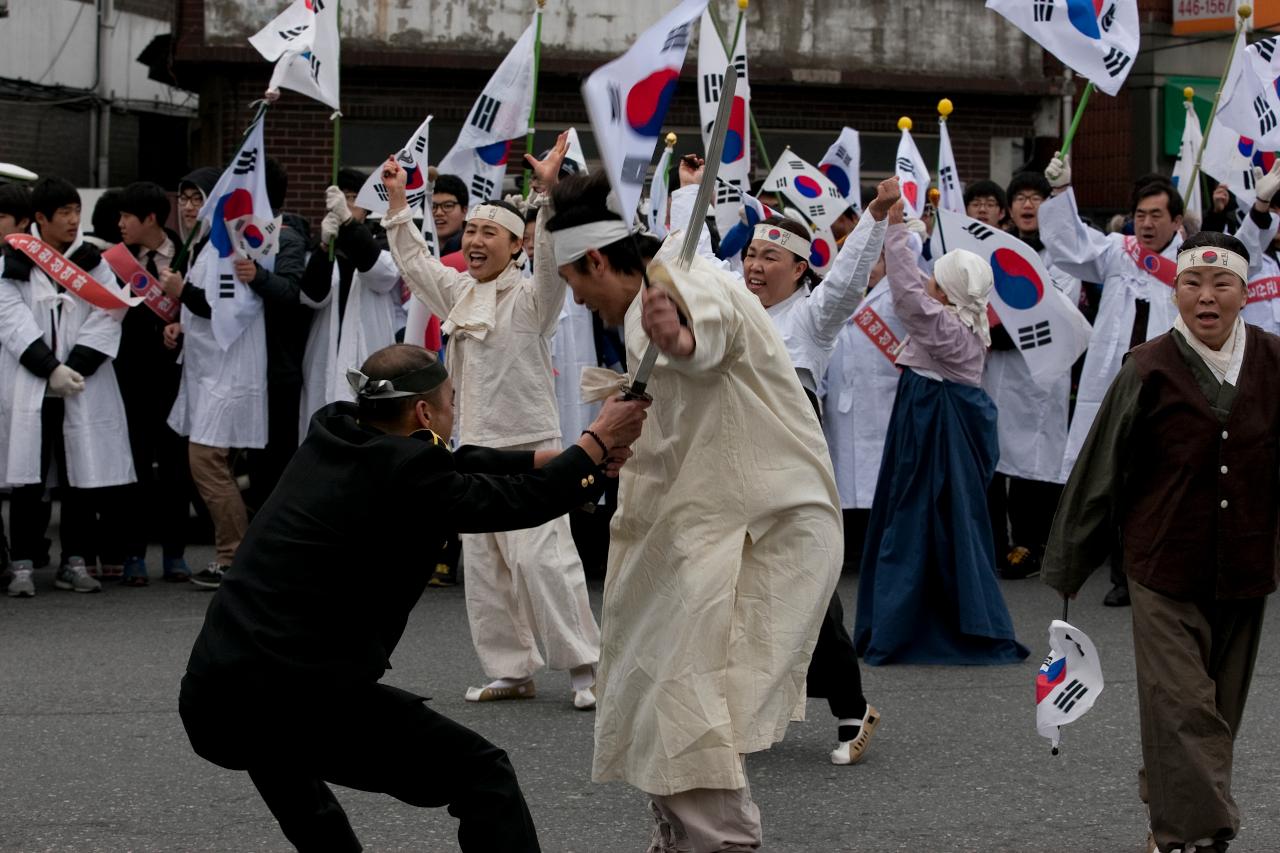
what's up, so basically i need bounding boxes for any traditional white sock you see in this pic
[569,664,596,691]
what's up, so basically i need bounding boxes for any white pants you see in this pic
[462,440,601,680]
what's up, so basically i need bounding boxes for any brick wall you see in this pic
[0,102,94,186]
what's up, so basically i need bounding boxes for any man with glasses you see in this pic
[431,175,469,256]
[964,180,1009,229]
[983,172,1082,581]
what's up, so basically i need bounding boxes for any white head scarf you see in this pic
[933,249,993,346]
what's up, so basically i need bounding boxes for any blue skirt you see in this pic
[853,368,1030,666]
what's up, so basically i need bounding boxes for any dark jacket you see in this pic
[259,211,311,386]
[185,403,605,691]
[300,218,386,321]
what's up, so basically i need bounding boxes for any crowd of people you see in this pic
[2,124,1276,853]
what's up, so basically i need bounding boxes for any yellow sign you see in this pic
[1173,0,1280,34]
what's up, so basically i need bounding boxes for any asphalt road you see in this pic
[2,541,1278,852]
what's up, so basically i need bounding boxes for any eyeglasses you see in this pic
[968,199,1003,211]
[432,201,460,213]
[178,194,203,208]
[1011,193,1045,205]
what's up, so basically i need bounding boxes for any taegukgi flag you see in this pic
[933,208,1091,388]
[582,0,709,226]
[697,7,751,204]
[195,116,283,350]
[985,0,1139,96]
[937,118,964,214]
[818,127,862,212]
[248,0,341,111]
[438,18,538,205]
[357,115,433,218]
[1170,98,1204,221]
[1216,34,1280,152]
[894,125,931,219]
[649,140,676,238]
[1201,119,1275,209]
[1035,620,1104,753]
[760,151,846,230]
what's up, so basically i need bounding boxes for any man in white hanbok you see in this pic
[1229,161,1280,337]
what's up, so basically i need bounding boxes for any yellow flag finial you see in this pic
[1238,3,1252,19]
[928,188,941,205]
[738,0,749,8]
[898,116,913,132]
[937,98,954,119]
[1183,86,1195,101]
[665,132,677,147]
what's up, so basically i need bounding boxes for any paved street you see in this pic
[2,541,1278,852]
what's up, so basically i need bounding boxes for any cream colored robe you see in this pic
[590,238,843,797]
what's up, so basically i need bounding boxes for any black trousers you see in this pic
[987,474,1064,562]
[179,674,540,852]
[9,398,95,563]
[806,591,868,720]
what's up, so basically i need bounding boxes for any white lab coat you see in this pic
[821,282,905,509]
[298,249,402,438]
[0,228,134,488]
[1231,209,1280,335]
[168,243,269,449]
[982,252,1081,484]
[550,291,600,449]
[1038,189,1180,478]
[590,238,842,797]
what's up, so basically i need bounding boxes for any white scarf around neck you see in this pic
[1174,314,1246,386]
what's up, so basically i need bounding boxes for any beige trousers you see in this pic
[188,442,248,567]
[1131,580,1267,853]
[646,761,762,853]
[462,438,600,679]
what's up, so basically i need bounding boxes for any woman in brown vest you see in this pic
[1043,230,1279,853]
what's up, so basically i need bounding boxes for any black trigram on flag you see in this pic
[608,84,622,123]
[827,186,843,199]
[1255,95,1278,136]
[306,51,322,83]
[413,134,427,155]
[233,149,258,176]
[406,189,426,210]
[963,221,994,241]
[703,73,722,106]
[312,0,326,10]
[715,181,739,206]
[373,184,389,203]
[808,204,827,219]
[277,24,308,42]
[219,272,236,300]
[939,164,957,190]
[1259,38,1278,64]
[833,145,852,167]
[1243,167,1257,191]
[1018,320,1053,349]
[662,22,691,52]
[470,95,501,134]
[470,175,496,201]
[1103,47,1131,77]
[895,156,914,173]
[1053,678,1089,713]
[732,54,747,79]
[1033,0,1053,22]
[1099,3,1117,32]
[621,155,650,186]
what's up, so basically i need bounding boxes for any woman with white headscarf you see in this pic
[853,187,1030,666]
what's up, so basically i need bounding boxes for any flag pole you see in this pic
[1059,81,1094,159]
[1186,3,1253,206]
[522,0,546,198]
[936,97,953,198]
[930,187,947,254]
[708,0,771,173]
[328,0,343,261]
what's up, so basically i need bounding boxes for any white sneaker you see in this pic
[573,687,597,710]
[6,561,35,597]
[54,557,101,593]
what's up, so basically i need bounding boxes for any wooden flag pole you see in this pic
[522,0,547,198]
[1186,3,1253,204]
[328,0,343,261]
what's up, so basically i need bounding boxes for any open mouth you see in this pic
[746,277,766,293]
[467,251,488,267]
[1196,311,1220,322]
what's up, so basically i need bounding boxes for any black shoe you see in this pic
[190,563,227,590]
[1001,545,1041,580]
[1102,584,1130,607]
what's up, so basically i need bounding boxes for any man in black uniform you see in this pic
[179,343,647,852]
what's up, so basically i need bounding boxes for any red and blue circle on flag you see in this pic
[794,175,823,199]
[721,96,748,164]
[820,163,851,198]
[1066,0,1106,40]
[990,247,1045,310]
[810,236,832,269]
[627,68,680,138]
[1035,656,1067,704]
[476,140,511,167]
[211,188,255,259]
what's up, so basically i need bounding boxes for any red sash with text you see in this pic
[4,234,134,311]
[102,243,180,322]
[1122,236,1177,288]
[1247,276,1280,304]
[852,304,904,366]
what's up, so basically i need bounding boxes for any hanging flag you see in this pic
[356,115,433,217]
[649,141,675,238]
[895,124,932,219]
[985,0,1139,97]
[1216,33,1280,151]
[582,0,709,227]
[818,127,862,212]
[937,119,964,213]
[1035,619,1104,754]
[195,117,283,350]
[760,150,846,230]
[933,208,1091,387]
[248,0,341,111]
[1171,99,1204,221]
[1201,119,1276,208]
[808,223,838,277]
[438,19,538,205]
[565,127,590,175]
[697,8,751,197]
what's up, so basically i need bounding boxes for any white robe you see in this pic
[168,242,269,449]
[591,238,843,797]
[821,282,905,509]
[550,291,601,449]
[1039,189,1180,478]
[0,229,134,488]
[982,251,1081,484]
[298,249,401,438]
[1231,210,1280,335]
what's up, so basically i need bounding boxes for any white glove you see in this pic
[1045,151,1071,189]
[324,185,353,225]
[320,208,344,245]
[905,217,928,239]
[1253,159,1280,204]
[48,364,85,398]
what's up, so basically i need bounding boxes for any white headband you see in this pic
[752,223,811,261]
[467,203,525,240]
[552,219,632,266]
[1176,246,1249,284]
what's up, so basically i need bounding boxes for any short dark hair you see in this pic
[30,176,80,221]
[1179,229,1249,265]
[546,172,656,276]
[265,157,288,212]
[525,207,540,224]
[336,167,367,195]
[91,189,124,244]
[1006,172,1051,202]
[119,181,171,227]
[963,180,1007,211]
[356,344,448,424]
[0,183,32,223]
[433,174,469,210]
[1132,179,1184,219]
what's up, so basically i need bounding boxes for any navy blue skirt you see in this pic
[853,367,1030,666]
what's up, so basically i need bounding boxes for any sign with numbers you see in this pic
[1173,0,1280,34]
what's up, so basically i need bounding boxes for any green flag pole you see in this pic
[1185,4,1253,205]
[1059,80,1094,159]
[327,0,343,260]
[522,0,546,198]
[708,0,771,173]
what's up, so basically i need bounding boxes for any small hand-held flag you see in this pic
[936,99,964,214]
[649,133,677,238]
[894,118,932,219]
[249,0,342,110]
[818,127,862,212]
[1035,619,1104,755]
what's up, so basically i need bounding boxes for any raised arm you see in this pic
[525,131,573,336]
[1037,186,1115,284]
[381,156,470,320]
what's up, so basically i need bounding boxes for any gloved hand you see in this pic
[1253,159,1280,204]
[904,217,929,239]
[48,364,85,398]
[324,185,353,224]
[1045,151,1071,189]
[320,209,345,245]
